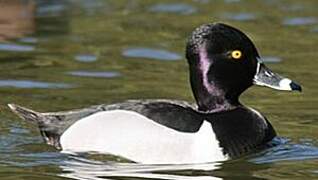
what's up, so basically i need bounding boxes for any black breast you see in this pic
[205,106,276,158]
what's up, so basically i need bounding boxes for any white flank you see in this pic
[60,110,228,164]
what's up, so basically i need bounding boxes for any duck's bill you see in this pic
[253,62,302,92]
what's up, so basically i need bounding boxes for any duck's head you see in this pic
[186,23,301,111]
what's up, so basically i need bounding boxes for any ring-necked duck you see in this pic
[8,23,301,164]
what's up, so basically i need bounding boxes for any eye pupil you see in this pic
[231,50,242,59]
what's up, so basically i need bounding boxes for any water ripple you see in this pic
[283,17,317,26]
[123,48,182,61]
[251,137,318,164]
[0,80,73,89]
[221,13,256,21]
[0,43,34,52]
[149,3,197,15]
[262,56,282,63]
[67,71,121,78]
[74,54,97,62]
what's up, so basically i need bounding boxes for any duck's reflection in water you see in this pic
[0,0,35,41]
[59,155,222,180]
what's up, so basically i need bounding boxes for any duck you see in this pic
[8,23,302,164]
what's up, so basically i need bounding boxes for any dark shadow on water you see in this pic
[71,0,108,15]
[36,0,68,18]
[35,0,70,37]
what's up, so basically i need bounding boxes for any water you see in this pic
[283,17,317,26]
[0,43,35,52]
[261,56,282,63]
[149,3,197,15]
[67,71,121,78]
[0,80,73,89]
[221,12,257,21]
[122,47,182,61]
[0,0,318,179]
[74,54,98,62]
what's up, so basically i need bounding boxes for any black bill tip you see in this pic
[290,81,302,92]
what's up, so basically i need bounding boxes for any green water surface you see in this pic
[0,0,317,179]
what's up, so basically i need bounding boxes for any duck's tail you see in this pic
[8,104,62,149]
[8,104,44,123]
[8,103,102,149]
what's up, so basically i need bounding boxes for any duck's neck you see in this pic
[189,48,238,112]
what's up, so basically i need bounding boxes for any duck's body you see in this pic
[9,23,301,164]
[9,99,275,164]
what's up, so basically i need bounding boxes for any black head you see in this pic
[186,23,301,111]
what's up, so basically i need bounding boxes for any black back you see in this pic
[100,100,204,132]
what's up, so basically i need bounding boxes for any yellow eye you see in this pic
[231,50,242,60]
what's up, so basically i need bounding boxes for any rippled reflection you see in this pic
[59,157,222,180]
[0,0,35,41]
